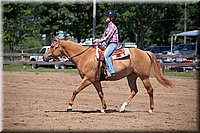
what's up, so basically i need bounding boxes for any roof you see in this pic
[173,30,200,37]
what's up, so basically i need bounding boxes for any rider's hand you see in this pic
[93,39,101,46]
[93,39,97,43]
[93,39,102,43]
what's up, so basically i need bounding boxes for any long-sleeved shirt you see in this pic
[99,21,118,44]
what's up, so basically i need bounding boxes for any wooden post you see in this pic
[21,49,26,70]
[160,61,165,75]
[92,0,96,40]
[21,49,24,61]
[184,3,187,44]
[61,63,65,72]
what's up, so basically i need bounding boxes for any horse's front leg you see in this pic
[93,82,107,113]
[66,77,91,112]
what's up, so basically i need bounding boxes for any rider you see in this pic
[94,10,119,77]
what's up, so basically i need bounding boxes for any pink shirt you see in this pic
[99,21,118,44]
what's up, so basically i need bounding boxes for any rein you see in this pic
[51,39,91,60]
[67,47,91,59]
[51,39,90,59]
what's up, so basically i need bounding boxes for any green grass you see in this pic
[3,64,78,73]
[149,69,199,78]
[3,64,199,78]
[164,71,198,78]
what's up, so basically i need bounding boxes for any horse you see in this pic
[43,36,172,113]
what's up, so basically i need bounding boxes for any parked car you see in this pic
[179,43,196,55]
[144,46,171,62]
[144,46,171,55]
[30,46,50,66]
[30,46,69,69]
[121,43,137,48]
[162,43,186,55]
[162,43,196,63]
[162,44,185,63]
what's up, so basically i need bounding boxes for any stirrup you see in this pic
[108,73,115,77]
[106,70,115,78]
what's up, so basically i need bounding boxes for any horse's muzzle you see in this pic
[43,56,51,62]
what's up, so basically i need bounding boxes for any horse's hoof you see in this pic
[148,109,153,113]
[119,108,125,112]
[100,109,105,113]
[66,108,73,112]
[66,106,73,112]
[119,102,127,112]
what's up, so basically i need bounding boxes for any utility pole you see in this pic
[197,2,200,56]
[184,3,187,44]
[92,0,96,40]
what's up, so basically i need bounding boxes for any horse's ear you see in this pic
[53,35,57,40]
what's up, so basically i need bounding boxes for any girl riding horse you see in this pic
[93,10,118,77]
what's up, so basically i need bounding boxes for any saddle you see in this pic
[96,45,130,61]
[95,45,130,81]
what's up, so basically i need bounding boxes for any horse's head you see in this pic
[43,36,63,62]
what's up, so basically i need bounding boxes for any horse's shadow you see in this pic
[74,109,119,113]
[45,109,129,114]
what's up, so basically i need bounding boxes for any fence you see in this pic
[156,54,199,74]
[2,52,199,72]
[2,53,75,69]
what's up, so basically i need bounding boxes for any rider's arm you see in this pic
[99,22,117,43]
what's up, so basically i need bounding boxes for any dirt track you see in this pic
[2,71,198,132]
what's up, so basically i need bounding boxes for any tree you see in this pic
[32,3,63,45]
[3,2,198,53]
[3,2,36,53]
[115,4,149,48]
[33,3,94,44]
[65,3,93,43]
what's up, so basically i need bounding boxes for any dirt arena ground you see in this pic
[2,71,199,132]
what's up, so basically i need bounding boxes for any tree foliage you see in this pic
[3,3,37,52]
[3,2,199,53]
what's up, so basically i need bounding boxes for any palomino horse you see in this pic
[43,36,172,113]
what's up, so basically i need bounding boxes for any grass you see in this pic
[2,64,78,73]
[2,64,199,78]
[164,71,198,78]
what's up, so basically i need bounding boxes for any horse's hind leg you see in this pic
[66,77,91,112]
[93,82,107,113]
[141,77,154,113]
[120,74,138,112]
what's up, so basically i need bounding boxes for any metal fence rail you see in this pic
[3,60,74,66]
[2,52,199,71]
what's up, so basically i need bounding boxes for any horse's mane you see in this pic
[64,39,93,49]
[64,39,79,45]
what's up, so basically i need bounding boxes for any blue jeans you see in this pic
[104,43,117,74]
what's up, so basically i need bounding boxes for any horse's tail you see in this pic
[146,51,172,88]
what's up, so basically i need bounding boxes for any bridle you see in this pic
[50,39,91,60]
[50,39,61,58]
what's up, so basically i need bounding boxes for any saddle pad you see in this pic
[112,48,130,60]
[96,46,130,60]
